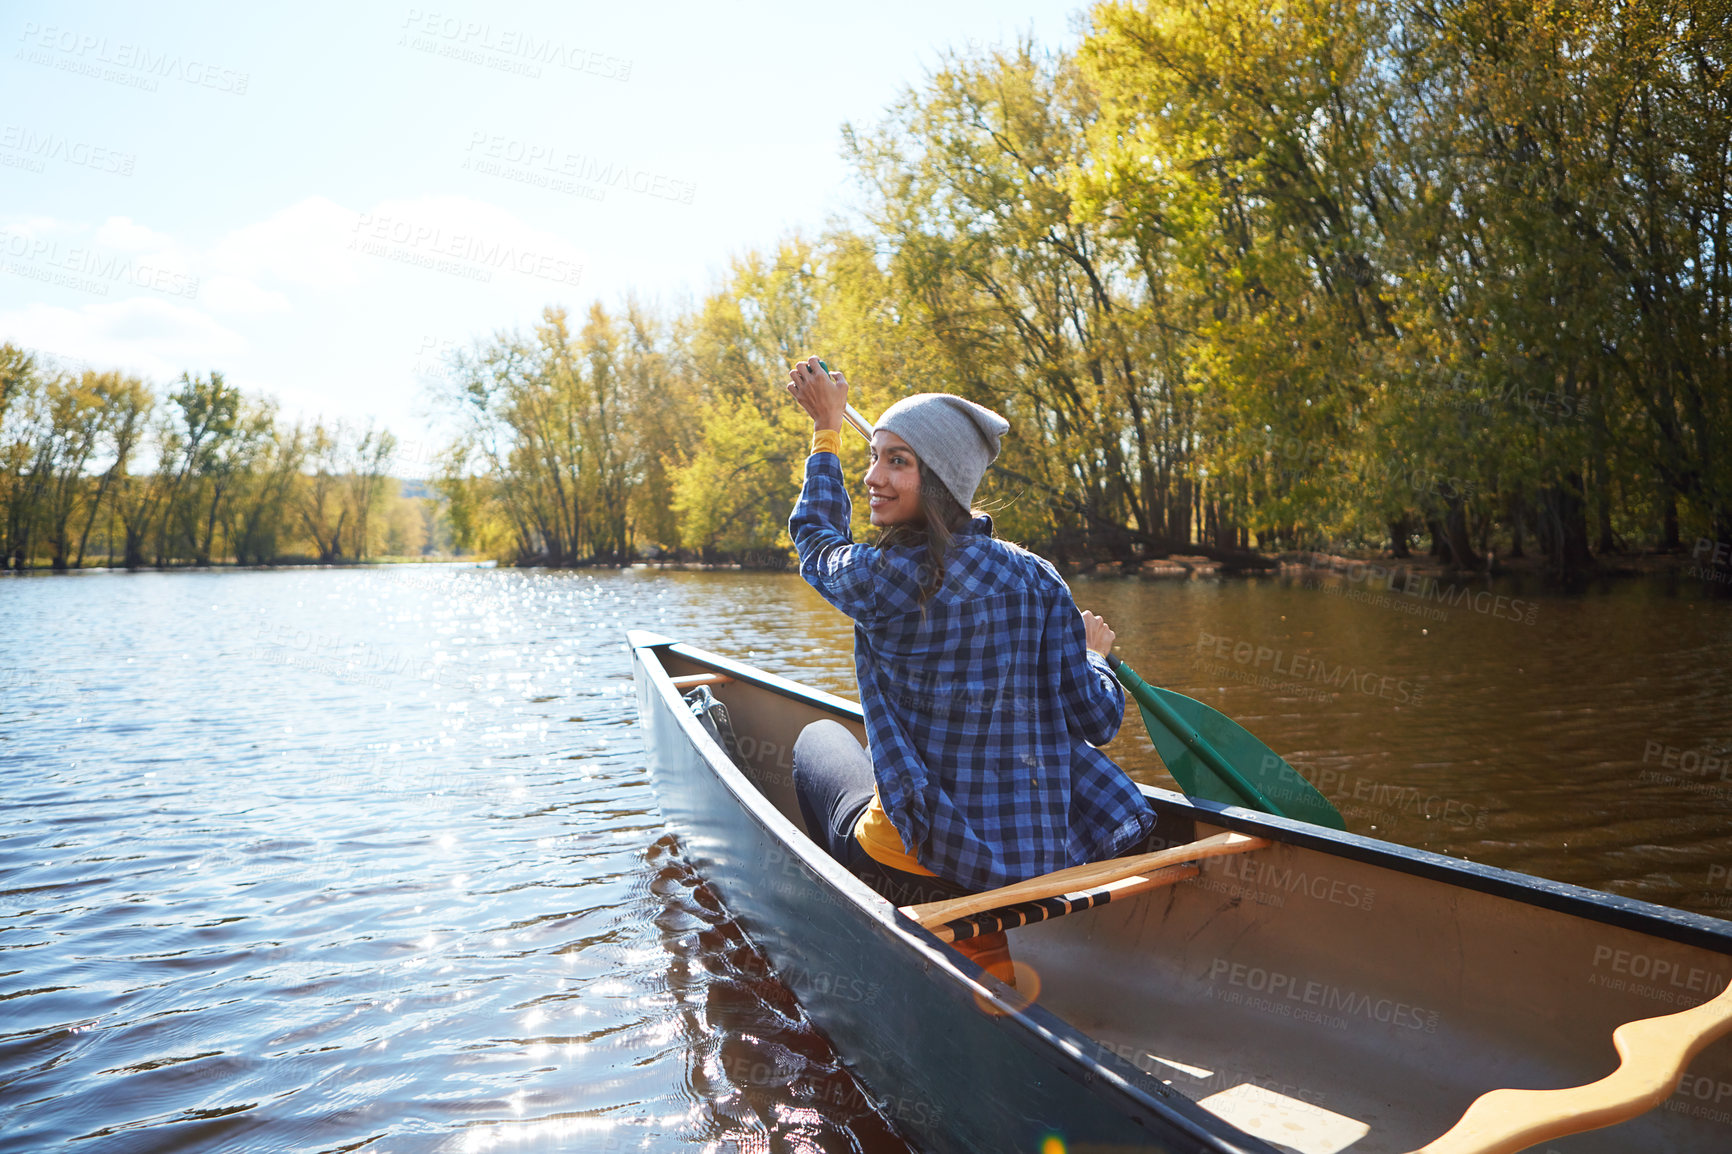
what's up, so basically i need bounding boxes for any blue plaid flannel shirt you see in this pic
[790,451,1156,891]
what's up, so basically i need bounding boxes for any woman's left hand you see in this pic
[786,356,848,431]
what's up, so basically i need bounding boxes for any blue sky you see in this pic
[1,1,1084,472]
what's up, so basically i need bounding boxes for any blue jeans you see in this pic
[791,720,973,909]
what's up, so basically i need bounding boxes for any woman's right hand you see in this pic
[786,356,848,431]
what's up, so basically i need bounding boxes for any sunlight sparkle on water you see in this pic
[459,1117,624,1152]
[640,1019,680,1046]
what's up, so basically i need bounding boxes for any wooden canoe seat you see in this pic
[1410,979,1732,1153]
[900,831,1268,941]
[670,672,734,689]
[922,863,1204,944]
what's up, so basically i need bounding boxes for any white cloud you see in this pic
[200,193,589,299]
[342,193,591,292]
[1,194,595,439]
[93,216,178,252]
[0,214,74,241]
[200,274,291,315]
[0,298,248,382]
[209,195,364,289]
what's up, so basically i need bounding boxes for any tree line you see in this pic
[0,346,442,569]
[436,0,1729,573]
[15,1,1722,575]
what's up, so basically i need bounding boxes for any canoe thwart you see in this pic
[1410,978,1732,1154]
[670,673,735,689]
[900,831,1269,930]
[929,863,1202,943]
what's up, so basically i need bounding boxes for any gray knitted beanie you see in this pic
[875,393,1010,511]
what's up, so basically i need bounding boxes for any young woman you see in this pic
[783,356,1156,968]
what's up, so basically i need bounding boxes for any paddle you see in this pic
[1411,978,1732,1153]
[1107,654,1347,830]
[814,361,1345,830]
[814,360,875,443]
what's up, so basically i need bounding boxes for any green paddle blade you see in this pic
[1111,657,1346,830]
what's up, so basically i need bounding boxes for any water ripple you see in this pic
[1,568,910,1153]
[5,565,1726,1151]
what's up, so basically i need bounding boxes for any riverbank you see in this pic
[14,545,1727,592]
[0,555,489,574]
[1071,546,1732,589]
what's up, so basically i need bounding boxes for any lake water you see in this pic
[3,564,1729,1152]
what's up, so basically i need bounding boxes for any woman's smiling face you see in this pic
[864,430,923,527]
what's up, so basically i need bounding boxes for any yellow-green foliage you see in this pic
[671,400,802,556]
[0,346,423,568]
[430,2,1731,566]
[11,2,1728,571]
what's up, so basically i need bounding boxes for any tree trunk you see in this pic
[199,489,222,566]
[1170,475,1192,545]
[1426,518,1447,559]
[1443,497,1482,570]
[1594,472,1617,555]
[1507,495,1526,559]
[1539,475,1594,571]
[74,471,116,568]
[1388,517,1412,558]
[51,519,70,570]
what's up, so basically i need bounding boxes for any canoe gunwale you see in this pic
[1159,791,1732,959]
[630,630,1284,1154]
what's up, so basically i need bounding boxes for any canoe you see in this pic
[629,630,1732,1153]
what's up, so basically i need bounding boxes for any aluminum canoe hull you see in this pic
[629,631,1732,1153]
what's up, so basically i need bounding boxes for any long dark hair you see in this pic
[876,467,974,605]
